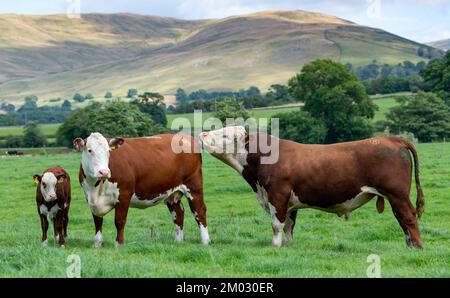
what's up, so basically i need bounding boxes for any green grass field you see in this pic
[0,123,59,138]
[0,142,449,277]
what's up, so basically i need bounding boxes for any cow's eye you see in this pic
[88,149,93,154]
[42,183,47,188]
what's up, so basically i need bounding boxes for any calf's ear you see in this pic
[73,138,85,151]
[109,138,125,151]
[56,174,67,184]
[33,175,41,185]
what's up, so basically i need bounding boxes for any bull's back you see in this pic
[262,137,412,205]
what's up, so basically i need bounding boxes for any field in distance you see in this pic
[0,143,448,277]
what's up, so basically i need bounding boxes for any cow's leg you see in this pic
[388,196,423,249]
[268,191,289,247]
[284,210,298,243]
[40,215,49,246]
[92,214,103,248]
[167,196,185,242]
[114,193,131,245]
[187,190,209,245]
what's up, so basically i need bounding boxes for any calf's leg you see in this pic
[40,215,49,246]
[54,212,65,247]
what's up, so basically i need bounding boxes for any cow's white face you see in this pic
[74,132,124,179]
[199,126,247,155]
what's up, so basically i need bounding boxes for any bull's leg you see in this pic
[187,190,210,245]
[92,214,103,248]
[388,196,423,249]
[114,193,131,245]
[39,214,49,246]
[284,210,298,243]
[167,194,185,242]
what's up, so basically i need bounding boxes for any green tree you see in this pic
[127,88,138,98]
[104,91,113,98]
[288,60,376,143]
[133,92,167,126]
[5,135,23,148]
[387,92,450,142]
[23,122,47,148]
[85,93,94,100]
[61,100,72,111]
[73,93,85,102]
[175,88,188,102]
[421,51,450,105]
[18,96,38,112]
[271,110,326,144]
[57,101,165,147]
[214,97,250,124]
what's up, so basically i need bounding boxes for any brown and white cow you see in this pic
[199,126,425,248]
[73,132,209,247]
[33,166,71,247]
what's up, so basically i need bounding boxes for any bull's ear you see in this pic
[73,138,85,151]
[33,175,41,185]
[109,138,125,151]
[56,174,66,184]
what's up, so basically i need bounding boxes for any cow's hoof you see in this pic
[42,239,48,247]
[92,242,102,249]
[60,245,66,249]
[272,240,282,248]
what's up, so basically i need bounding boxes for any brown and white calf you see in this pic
[73,132,209,247]
[199,126,425,248]
[33,167,71,247]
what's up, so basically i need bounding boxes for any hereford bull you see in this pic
[33,166,71,247]
[199,126,425,248]
[73,132,209,247]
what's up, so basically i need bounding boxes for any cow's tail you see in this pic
[403,140,425,219]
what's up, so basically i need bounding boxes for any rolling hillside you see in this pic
[0,10,439,105]
[428,38,450,51]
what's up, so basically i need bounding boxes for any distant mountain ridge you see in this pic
[0,10,441,104]
[428,39,450,51]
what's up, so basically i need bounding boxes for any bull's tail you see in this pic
[403,140,425,219]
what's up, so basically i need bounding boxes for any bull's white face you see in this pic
[40,173,58,202]
[80,133,112,179]
[199,126,247,155]
[199,126,248,174]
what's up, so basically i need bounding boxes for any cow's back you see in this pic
[108,134,202,196]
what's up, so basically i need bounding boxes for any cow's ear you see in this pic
[109,138,125,151]
[73,138,85,151]
[33,175,41,185]
[56,174,66,184]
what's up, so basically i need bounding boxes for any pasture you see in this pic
[0,142,449,277]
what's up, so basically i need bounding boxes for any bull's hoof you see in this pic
[42,239,48,247]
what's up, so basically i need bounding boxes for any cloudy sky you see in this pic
[1,0,449,43]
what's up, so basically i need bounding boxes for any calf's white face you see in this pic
[40,173,58,202]
[33,172,66,202]
[73,132,124,179]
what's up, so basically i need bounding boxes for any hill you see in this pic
[0,10,439,105]
[428,39,450,51]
